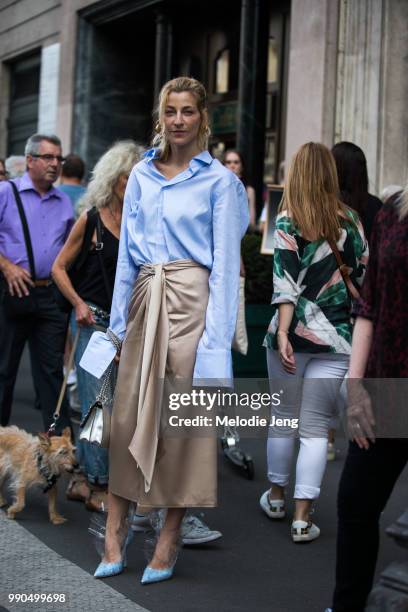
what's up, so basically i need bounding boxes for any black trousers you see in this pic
[332,439,408,612]
[0,285,71,433]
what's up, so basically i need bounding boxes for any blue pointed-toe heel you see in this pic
[94,529,133,579]
[141,515,181,585]
[140,543,178,585]
[141,565,174,585]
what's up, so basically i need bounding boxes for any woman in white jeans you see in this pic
[260,142,368,542]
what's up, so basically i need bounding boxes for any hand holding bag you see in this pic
[78,221,117,447]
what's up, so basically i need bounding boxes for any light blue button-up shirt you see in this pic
[80,148,249,381]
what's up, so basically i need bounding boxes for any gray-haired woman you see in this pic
[52,140,142,510]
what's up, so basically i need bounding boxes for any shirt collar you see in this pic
[17,172,62,199]
[143,148,213,166]
[193,150,212,165]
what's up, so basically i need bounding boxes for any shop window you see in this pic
[214,48,229,94]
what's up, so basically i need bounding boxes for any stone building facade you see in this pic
[0,0,407,198]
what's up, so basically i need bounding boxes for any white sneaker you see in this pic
[291,520,320,542]
[259,490,286,519]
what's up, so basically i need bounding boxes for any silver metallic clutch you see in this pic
[80,363,114,448]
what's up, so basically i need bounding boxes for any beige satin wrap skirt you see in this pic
[109,259,217,508]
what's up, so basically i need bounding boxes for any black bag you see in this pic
[52,207,98,313]
[2,182,38,319]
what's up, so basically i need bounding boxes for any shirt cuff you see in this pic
[352,298,374,320]
[271,294,299,306]
[193,348,233,387]
[79,331,117,379]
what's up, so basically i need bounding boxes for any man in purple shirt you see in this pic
[0,133,74,432]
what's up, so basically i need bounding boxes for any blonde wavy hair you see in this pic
[78,140,142,212]
[152,77,210,161]
[281,142,351,243]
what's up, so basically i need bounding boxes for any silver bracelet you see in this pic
[106,328,122,352]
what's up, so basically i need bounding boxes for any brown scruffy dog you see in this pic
[0,426,77,525]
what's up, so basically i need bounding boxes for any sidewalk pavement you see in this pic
[0,511,149,612]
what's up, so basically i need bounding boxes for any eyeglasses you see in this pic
[31,154,65,163]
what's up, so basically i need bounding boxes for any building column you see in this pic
[237,0,269,202]
[56,0,85,154]
[38,43,61,134]
[335,0,383,192]
[154,11,173,102]
[377,0,408,192]
[284,0,339,169]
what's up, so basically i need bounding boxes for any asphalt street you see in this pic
[1,348,407,612]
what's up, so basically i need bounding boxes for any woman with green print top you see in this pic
[260,142,368,543]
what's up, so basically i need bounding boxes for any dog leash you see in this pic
[47,328,80,436]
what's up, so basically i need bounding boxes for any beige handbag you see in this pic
[232,276,248,355]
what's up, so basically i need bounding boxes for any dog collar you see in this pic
[36,450,59,493]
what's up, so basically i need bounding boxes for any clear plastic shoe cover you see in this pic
[143,509,181,566]
[88,512,107,557]
[88,503,136,557]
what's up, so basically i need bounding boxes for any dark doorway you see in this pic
[74,6,156,170]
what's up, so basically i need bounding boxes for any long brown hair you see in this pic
[152,77,210,162]
[281,142,350,242]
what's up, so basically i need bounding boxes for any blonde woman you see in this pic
[80,77,249,583]
[52,141,142,510]
[260,143,368,542]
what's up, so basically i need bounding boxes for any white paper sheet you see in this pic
[79,331,116,379]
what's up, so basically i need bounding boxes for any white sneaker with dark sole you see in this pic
[259,490,286,519]
[291,520,320,542]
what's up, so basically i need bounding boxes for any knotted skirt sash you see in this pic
[110,259,210,496]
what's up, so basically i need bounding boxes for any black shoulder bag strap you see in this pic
[95,213,113,304]
[9,181,36,281]
[74,207,98,272]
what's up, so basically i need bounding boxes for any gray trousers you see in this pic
[266,348,349,499]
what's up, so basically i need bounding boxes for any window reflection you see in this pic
[267,38,278,84]
[215,48,230,94]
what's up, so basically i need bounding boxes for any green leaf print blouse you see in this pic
[264,210,369,354]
